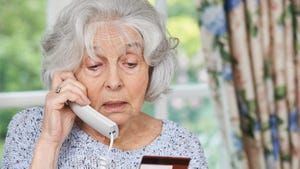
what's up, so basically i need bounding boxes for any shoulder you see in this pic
[1,107,44,168]
[160,120,208,168]
[7,106,44,138]
[161,120,201,150]
[9,106,43,128]
[11,106,44,121]
[162,119,199,142]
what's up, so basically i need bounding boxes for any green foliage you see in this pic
[142,102,155,117]
[0,109,20,139]
[0,0,45,91]
[261,121,270,131]
[167,16,201,57]
[274,86,287,100]
[0,139,4,164]
[167,0,197,18]
[168,96,221,168]
[263,59,272,79]
[281,153,291,162]
[169,97,216,133]
[148,0,155,5]
[246,11,258,37]
[217,36,232,62]
[0,0,45,160]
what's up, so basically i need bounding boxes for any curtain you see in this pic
[197,0,300,169]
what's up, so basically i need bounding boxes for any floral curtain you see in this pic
[197,0,300,169]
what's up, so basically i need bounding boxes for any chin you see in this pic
[109,114,131,126]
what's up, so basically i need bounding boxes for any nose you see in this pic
[105,66,123,90]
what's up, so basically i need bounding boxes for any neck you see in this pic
[75,114,162,150]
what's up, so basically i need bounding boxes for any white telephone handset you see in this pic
[69,102,119,140]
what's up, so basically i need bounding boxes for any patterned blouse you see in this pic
[1,107,208,169]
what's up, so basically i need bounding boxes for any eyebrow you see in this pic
[90,41,143,60]
[93,42,143,49]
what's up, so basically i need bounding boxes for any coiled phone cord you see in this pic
[99,132,114,169]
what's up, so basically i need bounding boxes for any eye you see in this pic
[87,64,103,71]
[124,62,138,68]
[119,54,141,72]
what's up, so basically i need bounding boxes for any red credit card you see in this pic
[139,155,191,169]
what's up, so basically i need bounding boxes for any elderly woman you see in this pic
[1,0,208,168]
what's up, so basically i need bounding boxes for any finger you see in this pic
[60,90,90,106]
[51,71,77,90]
[51,71,89,101]
[57,78,88,96]
[47,90,90,109]
[56,81,90,105]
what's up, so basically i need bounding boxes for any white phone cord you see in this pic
[99,133,114,169]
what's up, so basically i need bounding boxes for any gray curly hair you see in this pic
[41,0,178,102]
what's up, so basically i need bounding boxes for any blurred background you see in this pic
[0,0,222,168]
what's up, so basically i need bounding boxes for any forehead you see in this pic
[93,22,143,47]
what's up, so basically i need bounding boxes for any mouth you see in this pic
[102,101,128,112]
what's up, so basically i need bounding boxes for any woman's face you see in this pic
[75,24,149,125]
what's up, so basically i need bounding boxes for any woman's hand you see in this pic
[41,71,91,145]
[30,71,90,169]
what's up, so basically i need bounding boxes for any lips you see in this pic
[102,101,127,112]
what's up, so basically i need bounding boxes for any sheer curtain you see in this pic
[198,0,300,169]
